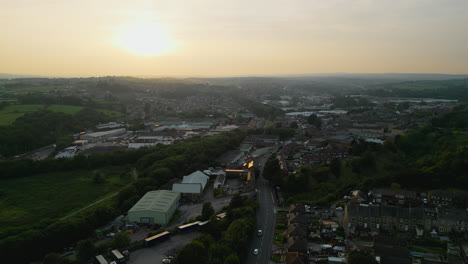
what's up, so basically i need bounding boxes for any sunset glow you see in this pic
[117,22,176,56]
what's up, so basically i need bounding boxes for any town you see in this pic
[0,75,467,264]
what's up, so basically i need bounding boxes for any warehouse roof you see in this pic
[182,171,209,190]
[129,190,180,213]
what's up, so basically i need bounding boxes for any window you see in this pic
[439,227,444,232]
[400,218,403,223]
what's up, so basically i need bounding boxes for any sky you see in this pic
[1,0,468,77]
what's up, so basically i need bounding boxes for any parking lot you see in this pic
[128,231,200,264]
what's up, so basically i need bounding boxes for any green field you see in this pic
[0,168,131,232]
[0,85,70,95]
[47,104,84,114]
[0,104,124,125]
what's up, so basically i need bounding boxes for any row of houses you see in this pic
[285,204,309,264]
[353,188,459,208]
[344,203,468,236]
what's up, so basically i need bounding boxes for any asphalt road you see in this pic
[247,147,277,264]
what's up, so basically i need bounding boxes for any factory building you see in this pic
[128,190,181,225]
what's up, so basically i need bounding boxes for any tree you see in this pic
[224,254,240,264]
[329,158,341,177]
[175,240,207,264]
[348,250,377,264]
[92,172,106,184]
[390,182,401,190]
[201,202,215,221]
[290,121,298,128]
[43,253,61,264]
[111,232,131,249]
[76,239,95,262]
[307,114,322,129]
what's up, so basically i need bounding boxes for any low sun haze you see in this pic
[1,0,468,77]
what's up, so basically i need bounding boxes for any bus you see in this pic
[95,255,108,264]
[111,249,126,263]
[145,231,170,247]
[178,221,201,232]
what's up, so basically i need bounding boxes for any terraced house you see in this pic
[344,203,468,236]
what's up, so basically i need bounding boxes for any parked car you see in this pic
[162,258,172,264]
[336,207,343,211]
[253,249,259,255]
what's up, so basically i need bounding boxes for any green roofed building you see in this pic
[128,190,181,225]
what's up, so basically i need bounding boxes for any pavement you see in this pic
[127,231,200,264]
[247,146,278,264]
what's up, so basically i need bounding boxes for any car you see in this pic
[336,207,343,211]
[253,249,259,255]
[257,229,263,236]
[162,258,172,264]
[107,232,116,238]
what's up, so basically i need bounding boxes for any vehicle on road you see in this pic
[162,258,172,264]
[336,207,343,211]
[257,229,263,236]
[253,249,259,255]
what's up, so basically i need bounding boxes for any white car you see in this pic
[253,249,259,255]
[336,207,343,211]
[257,229,263,236]
[162,258,172,264]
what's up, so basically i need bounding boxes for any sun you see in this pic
[117,22,176,56]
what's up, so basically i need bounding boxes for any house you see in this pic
[289,213,309,225]
[287,224,308,238]
[286,251,306,264]
[429,190,453,207]
[290,204,305,214]
[286,236,308,254]
[372,188,419,206]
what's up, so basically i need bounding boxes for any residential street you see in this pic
[247,147,277,264]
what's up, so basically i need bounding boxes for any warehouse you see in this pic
[80,128,126,143]
[172,170,209,201]
[128,190,180,225]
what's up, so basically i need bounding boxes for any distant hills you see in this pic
[0,73,44,79]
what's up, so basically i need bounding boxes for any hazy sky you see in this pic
[1,0,467,77]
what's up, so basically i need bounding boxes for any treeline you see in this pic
[247,127,295,140]
[366,79,468,101]
[266,110,468,205]
[174,194,257,264]
[17,93,125,112]
[332,96,375,109]
[235,97,284,118]
[0,130,247,263]
[0,108,111,156]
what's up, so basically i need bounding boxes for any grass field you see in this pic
[0,167,132,233]
[0,85,70,95]
[0,104,124,125]
[47,104,84,115]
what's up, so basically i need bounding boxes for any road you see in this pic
[247,147,277,264]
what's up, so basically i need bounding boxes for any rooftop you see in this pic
[128,190,180,213]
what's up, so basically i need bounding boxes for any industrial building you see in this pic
[128,190,180,225]
[80,128,126,142]
[172,170,209,200]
